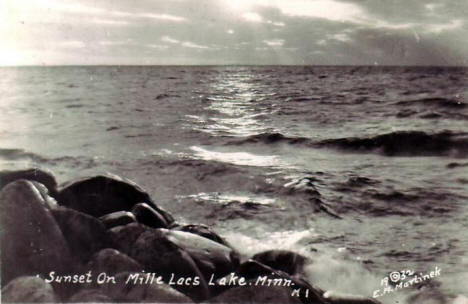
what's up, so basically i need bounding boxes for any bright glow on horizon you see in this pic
[242,12,263,23]
[0,50,24,66]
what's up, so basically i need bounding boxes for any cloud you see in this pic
[224,0,364,23]
[427,19,464,34]
[30,0,187,23]
[329,33,351,42]
[137,13,187,22]
[34,0,103,15]
[317,39,327,46]
[2,0,468,65]
[147,44,169,49]
[161,36,180,44]
[60,40,86,48]
[373,21,416,30]
[160,35,210,49]
[267,20,286,27]
[92,19,129,26]
[181,41,209,49]
[99,40,132,46]
[425,3,442,13]
[263,39,285,47]
[270,0,364,22]
[242,12,263,23]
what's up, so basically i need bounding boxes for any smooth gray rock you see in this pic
[30,181,59,209]
[68,289,112,302]
[0,180,73,286]
[100,272,194,303]
[1,276,57,303]
[57,174,174,223]
[166,229,240,280]
[252,250,308,275]
[173,223,231,247]
[52,207,113,263]
[132,202,169,228]
[99,211,137,229]
[0,168,58,197]
[130,230,210,301]
[107,223,152,256]
[87,248,143,276]
[207,285,303,304]
[217,260,326,304]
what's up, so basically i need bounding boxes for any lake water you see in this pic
[1,66,467,303]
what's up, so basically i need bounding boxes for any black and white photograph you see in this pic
[1,1,467,303]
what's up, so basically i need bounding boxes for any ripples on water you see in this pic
[0,66,467,303]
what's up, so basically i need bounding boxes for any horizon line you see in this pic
[1,63,467,68]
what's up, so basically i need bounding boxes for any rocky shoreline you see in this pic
[0,168,380,304]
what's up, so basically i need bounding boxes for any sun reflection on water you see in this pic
[188,69,278,137]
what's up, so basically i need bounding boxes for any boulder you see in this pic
[68,289,113,302]
[130,230,210,301]
[0,180,73,286]
[219,260,325,304]
[31,181,59,209]
[166,229,240,280]
[100,272,194,303]
[107,223,152,256]
[1,276,57,303]
[87,248,143,276]
[0,168,58,197]
[173,224,231,247]
[252,250,308,275]
[57,174,174,224]
[99,211,137,229]
[207,285,303,304]
[52,207,113,263]
[132,202,169,228]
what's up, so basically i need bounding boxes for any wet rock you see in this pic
[52,207,113,263]
[223,260,325,304]
[173,223,231,247]
[0,180,73,286]
[87,249,143,276]
[166,229,240,280]
[100,272,194,303]
[57,174,174,223]
[107,223,152,256]
[130,230,210,301]
[252,250,308,275]
[323,290,381,304]
[1,276,57,303]
[207,285,303,304]
[99,211,137,229]
[31,181,59,209]
[68,289,113,302]
[0,168,58,197]
[132,202,169,228]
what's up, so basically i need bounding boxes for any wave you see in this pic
[0,148,49,162]
[395,97,466,109]
[228,131,468,157]
[331,179,465,217]
[0,148,103,169]
[317,130,468,157]
[227,132,313,146]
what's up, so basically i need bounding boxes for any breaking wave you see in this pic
[227,131,468,157]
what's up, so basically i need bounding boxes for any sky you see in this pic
[1,0,467,66]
